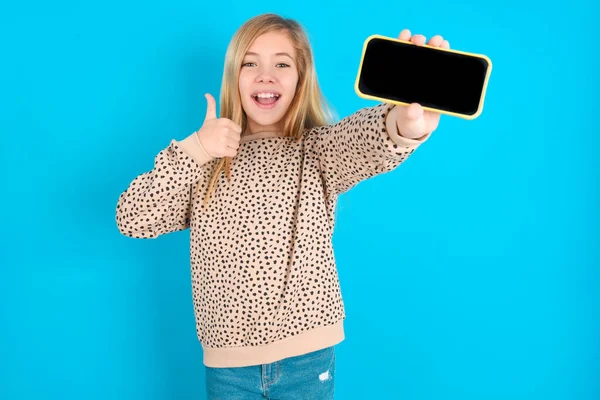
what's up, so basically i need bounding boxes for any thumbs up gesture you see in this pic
[196,93,242,159]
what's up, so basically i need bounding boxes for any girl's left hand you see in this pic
[393,29,450,140]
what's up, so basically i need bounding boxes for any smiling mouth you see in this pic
[252,94,281,109]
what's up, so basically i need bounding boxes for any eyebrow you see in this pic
[245,51,294,60]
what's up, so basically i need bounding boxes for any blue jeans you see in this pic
[205,346,336,399]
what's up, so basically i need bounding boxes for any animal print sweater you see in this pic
[115,102,430,368]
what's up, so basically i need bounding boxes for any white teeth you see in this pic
[253,93,279,99]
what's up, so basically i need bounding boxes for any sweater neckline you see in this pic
[240,132,290,144]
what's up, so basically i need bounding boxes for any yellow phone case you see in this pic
[354,34,492,120]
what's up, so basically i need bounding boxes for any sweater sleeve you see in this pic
[115,139,203,239]
[308,102,431,197]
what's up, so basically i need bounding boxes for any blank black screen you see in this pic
[357,38,489,116]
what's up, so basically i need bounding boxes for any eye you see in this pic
[242,62,290,68]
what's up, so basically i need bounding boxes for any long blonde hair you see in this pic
[194,13,336,208]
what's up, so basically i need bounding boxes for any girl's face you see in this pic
[239,31,299,135]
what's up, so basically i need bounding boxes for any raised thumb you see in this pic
[204,93,217,121]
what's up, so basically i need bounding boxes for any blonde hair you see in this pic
[194,13,336,208]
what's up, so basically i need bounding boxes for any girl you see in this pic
[116,12,448,400]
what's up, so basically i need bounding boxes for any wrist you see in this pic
[178,131,214,166]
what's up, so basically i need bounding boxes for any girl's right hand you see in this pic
[196,93,242,159]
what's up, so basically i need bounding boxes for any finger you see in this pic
[224,148,237,158]
[427,35,444,47]
[204,93,217,121]
[441,39,450,49]
[410,34,426,46]
[398,29,411,41]
[227,119,243,134]
[406,102,424,120]
[226,137,239,150]
[396,103,428,138]
[227,129,241,142]
[219,118,242,134]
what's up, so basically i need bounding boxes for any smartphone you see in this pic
[354,34,492,119]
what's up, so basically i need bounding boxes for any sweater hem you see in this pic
[202,319,345,368]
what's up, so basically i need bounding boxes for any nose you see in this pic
[255,65,276,83]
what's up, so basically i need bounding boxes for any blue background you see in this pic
[1,1,598,399]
